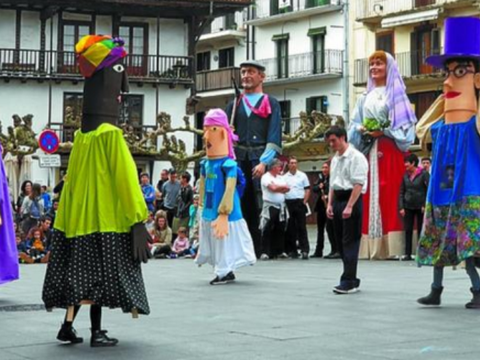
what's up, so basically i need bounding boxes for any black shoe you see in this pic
[90,330,118,347]
[327,252,341,259]
[57,324,83,344]
[301,252,309,260]
[417,286,443,306]
[311,253,323,258]
[210,276,225,285]
[288,252,299,259]
[465,287,480,309]
[210,272,235,285]
[224,271,236,283]
[333,284,358,294]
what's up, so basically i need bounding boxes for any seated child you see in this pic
[28,227,47,261]
[171,227,192,258]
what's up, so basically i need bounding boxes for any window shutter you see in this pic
[410,31,419,75]
[431,28,440,55]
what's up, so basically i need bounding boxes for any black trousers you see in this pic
[404,208,423,256]
[162,206,176,229]
[261,206,286,257]
[238,159,262,258]
[332,190,362,288]
[315,205,336,255]
[285,199,310,254]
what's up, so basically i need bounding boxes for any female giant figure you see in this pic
[348,51,417,259]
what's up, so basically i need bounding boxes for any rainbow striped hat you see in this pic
[76,35,127,78]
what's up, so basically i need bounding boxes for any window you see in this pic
[119,95,144,128]
[60,20,93,73]
[225,13,236,30]
[410,26,440,76]
[273,35,289,79]
[195,112,206,151]
[62,92,83,142]
[306,0,330,8]
[376,32,394,55]
[279,100,291,134]
[278,0,293,13]
[197,52,211,71]
[308,27,326,74]
[119,23,148,76]
[62,93,143,140]
[219,48,235,68]
[415,0,435,7]
[306,96,328,115]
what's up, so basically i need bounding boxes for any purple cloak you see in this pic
[0,145,19,285]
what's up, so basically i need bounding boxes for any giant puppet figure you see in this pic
[0,144,18,286]
[195,109,256,285]
[42,35,151,346]
[226,61,282,258]
[348,51,417,260]
[416,17,480,309]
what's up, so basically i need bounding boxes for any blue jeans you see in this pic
[432,258,480,291]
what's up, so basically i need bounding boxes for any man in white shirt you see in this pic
[283,156,311,260]
[259,158,290,260]
[326,126,368,294]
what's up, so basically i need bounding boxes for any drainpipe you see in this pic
[156,15,160,117]
[343,0,350,124]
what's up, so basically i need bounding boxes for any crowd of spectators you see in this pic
[11,153,431,266]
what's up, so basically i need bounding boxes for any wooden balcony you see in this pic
[0,48,193,85]
[196,67,241,93]
[0,0,253,18]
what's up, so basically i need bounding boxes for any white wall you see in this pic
[267,78,344,117]
[254,11,344,60]
[0,10,16,48]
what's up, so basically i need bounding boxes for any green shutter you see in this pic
[272,33,290,41]
[307,27,326,37]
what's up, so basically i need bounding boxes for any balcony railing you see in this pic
[196,67,241,92]
[356,0,462,21]
[206,12,245,34]
[354,49,443,85]
[0,48,193,83]
[258,50,343,82]
[254,0,334,19]
[49,122,157,146]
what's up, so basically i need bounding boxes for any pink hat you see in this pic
[203,109,238,159]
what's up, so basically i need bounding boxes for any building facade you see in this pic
[351,0,480,131]
[0,0,250,190]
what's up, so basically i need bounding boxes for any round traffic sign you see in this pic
[38,130,60,154]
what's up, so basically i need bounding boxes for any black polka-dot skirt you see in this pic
[42,231,150,315]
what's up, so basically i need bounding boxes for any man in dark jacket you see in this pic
[312,160,338,258]
[399,153,430,260]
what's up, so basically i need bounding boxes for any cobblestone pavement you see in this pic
[1,227,480,360]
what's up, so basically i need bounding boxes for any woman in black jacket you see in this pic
[399,153,430,260]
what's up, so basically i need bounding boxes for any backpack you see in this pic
[222,164,246,198]
[29,199,41,219]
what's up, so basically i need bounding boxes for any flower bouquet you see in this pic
[363,117,391,132]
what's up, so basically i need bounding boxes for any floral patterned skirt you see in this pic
[417,196,480,266]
